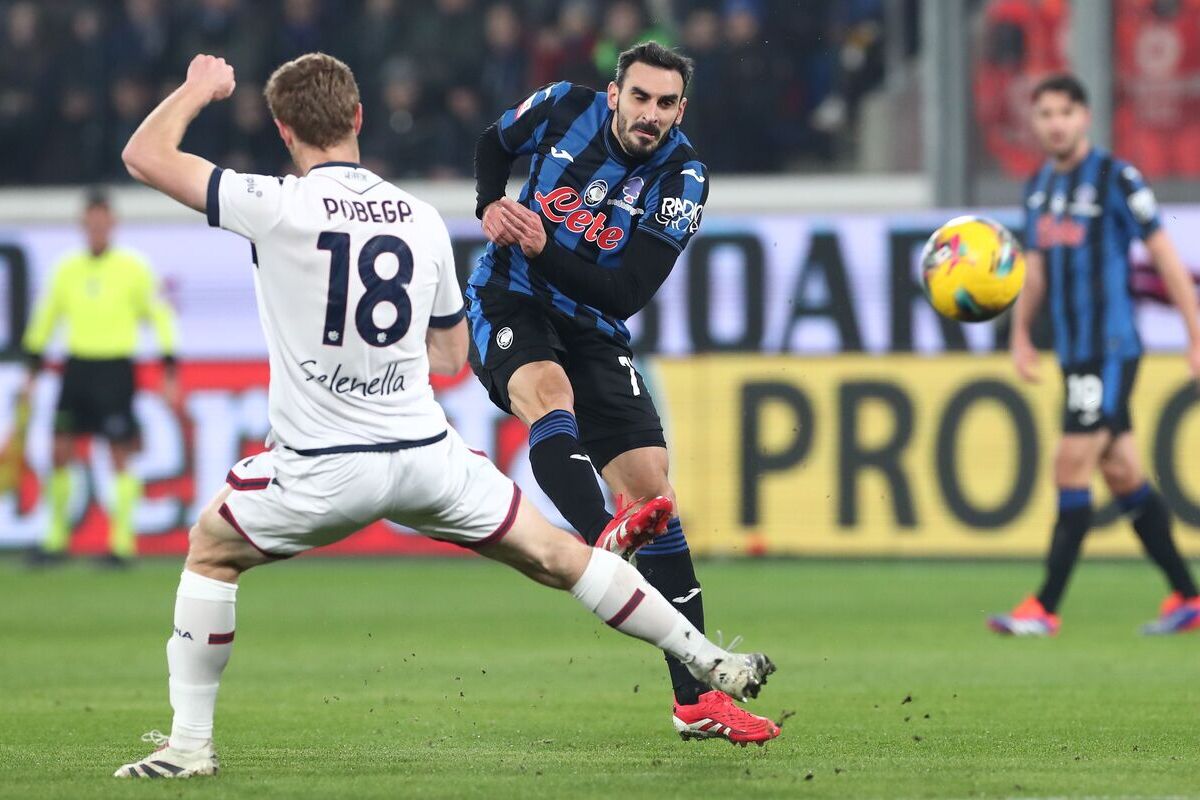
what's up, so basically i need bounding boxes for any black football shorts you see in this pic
[465,284,665,470]
[1060,357,1138,435]
[54,357,140,442]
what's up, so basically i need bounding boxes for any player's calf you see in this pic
[479,496,776,704]
[115,492,262,779]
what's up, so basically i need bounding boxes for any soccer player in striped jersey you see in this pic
[989,74,1200,637]
[467,42,780,743]
[110,52,774,779]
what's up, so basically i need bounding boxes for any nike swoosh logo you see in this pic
[672,587,701,604]
[550,147,574,163]
[681,168,705,182]
[569,454,592,463]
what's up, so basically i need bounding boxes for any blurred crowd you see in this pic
[0,0,906,184]
[974,0,1200,179]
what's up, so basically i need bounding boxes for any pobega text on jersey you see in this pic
[206,162,466,452]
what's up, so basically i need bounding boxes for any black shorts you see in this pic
[1061,357,1138,434]
[54,357,139,442]
[466,285,664,470]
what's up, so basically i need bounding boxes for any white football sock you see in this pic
[570,549,726,668]
[166,569,238,750]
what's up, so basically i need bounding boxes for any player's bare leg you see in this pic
[477,495,775,706]
[989,432,1109,636]
[603,447,780,743]
[1100,434,1200,633]
[507,364,776,739]
[114,486,269,778]
[508,362,671,552]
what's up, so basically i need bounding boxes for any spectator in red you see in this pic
[1114,0,1200,178]
[973,0,1069,178]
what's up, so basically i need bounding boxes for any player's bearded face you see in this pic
[615,100,671,157]
[1032,93,1089,160]
[609,65,686,158]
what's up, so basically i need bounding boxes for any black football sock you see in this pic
[1036,488,1093,614]
[1121,483,1198,599]
[527,410,611,542]
[634,519,708,705]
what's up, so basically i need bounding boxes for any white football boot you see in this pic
[686,650,776,702]
[114,730,219,778]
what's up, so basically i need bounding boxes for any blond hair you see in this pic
[264,53,360,149]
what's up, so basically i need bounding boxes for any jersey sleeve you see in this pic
[1113,161,1162,241]
[132,255,179,355]
[206,167,286,240]
[638,160,710,253]
[494,81,575,156]
[21,261,67,354]
[428,212,465,328]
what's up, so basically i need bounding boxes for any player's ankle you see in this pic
[168,732,209,751]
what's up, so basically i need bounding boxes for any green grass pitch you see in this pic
[1,556,1197,799]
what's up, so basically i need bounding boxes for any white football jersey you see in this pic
[207,161,464,452]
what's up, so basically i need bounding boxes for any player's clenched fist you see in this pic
[186,54,236,103]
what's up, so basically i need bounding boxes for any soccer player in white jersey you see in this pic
[113,53,775,778]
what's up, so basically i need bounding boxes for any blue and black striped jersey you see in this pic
[1023,148,1161,366]
[467,82,709,340]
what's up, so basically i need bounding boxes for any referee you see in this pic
[22,189,179,566]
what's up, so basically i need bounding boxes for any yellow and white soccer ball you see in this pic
[920,215,1026,322]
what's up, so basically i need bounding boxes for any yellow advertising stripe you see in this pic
[655,354,1200,557]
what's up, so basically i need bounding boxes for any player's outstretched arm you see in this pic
[1145,229,1200,380]
[122,54,235,213]
[1010,250,1045,383]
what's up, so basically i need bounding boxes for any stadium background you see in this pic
[1,0,1199,560]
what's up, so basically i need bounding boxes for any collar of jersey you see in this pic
[307,160,363,173]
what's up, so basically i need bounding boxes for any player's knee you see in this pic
[625,474,676,514]
[1054,447,1094,486]
[1100,454,1141,496]
[508,363,574,422]
[537,538,589,590]
[185,511,249,580]
[518,387,574,423]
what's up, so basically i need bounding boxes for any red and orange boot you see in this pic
[987,595,1060,636]
[672,690,782,746]
[594,495,673,559]
[1141,592,1200,635]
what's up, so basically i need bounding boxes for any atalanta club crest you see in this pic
[584,179,608,206]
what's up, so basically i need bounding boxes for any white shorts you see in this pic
[218,429,520,558]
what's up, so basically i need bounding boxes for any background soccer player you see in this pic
[21,189,179,567]
[989,74,1200,637]
[468,42,779,743]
